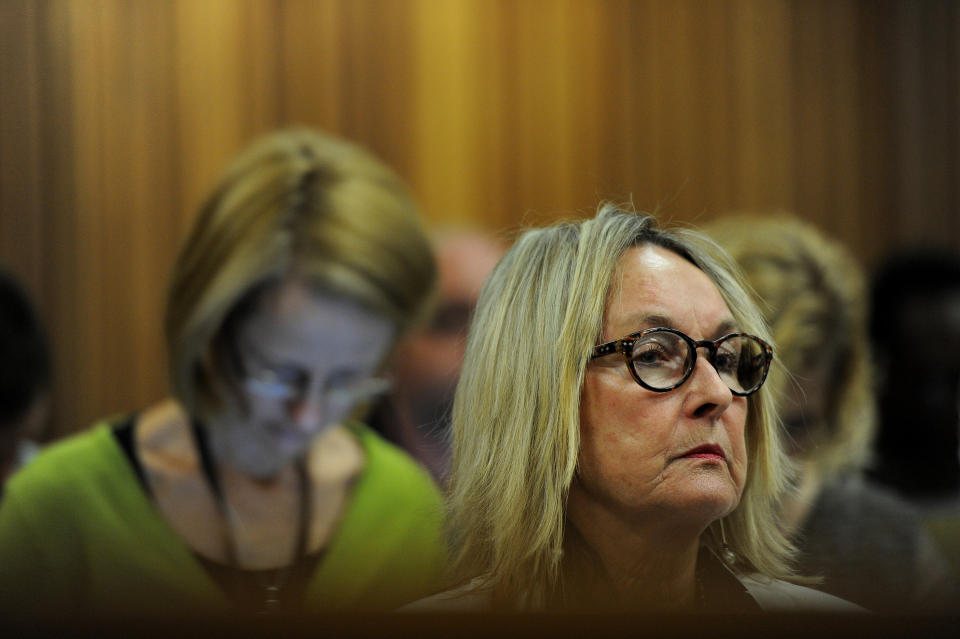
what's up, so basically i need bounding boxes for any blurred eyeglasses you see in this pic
[240,346,391,408]
[591,327,772,397]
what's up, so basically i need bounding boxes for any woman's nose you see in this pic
[288,387,326,434]
[686,351,734,419]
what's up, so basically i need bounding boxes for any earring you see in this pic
[719,519,737,565]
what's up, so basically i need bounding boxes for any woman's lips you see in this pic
[679,444,726,461]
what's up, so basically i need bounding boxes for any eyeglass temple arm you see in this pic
[591,341,623,359]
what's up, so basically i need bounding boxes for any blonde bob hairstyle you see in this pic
[707,215,875,481]
[165,128,436,423]
[447,204,795,609]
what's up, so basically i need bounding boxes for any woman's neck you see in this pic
[135,399,365,567]
[565,492,703,612]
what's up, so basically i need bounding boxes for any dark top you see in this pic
[696,547,765,613]
[796,474,958,612]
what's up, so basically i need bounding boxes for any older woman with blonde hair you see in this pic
[0,128,445,616]
[708,215,957,611]
[412,204,857,613]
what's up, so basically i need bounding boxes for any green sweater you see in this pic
[0,421,446,615]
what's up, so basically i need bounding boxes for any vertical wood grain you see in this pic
[1,0,958,436]
[0,1,45,301]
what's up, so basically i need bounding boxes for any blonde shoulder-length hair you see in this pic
[707,214,875,481]
[447,204,795,609]
[165,128,436,424]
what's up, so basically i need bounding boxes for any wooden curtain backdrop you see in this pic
[1,0,958,437]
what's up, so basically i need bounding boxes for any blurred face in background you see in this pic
[211,278,394,479]
[390,232,504,482]
[777,326,845,459]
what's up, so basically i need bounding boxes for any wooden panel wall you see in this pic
[1,0,958,437]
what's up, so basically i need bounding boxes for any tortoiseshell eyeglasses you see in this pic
[591,327,773,396]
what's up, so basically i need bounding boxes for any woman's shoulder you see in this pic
[331,422,445,552]
[738,574,867,613]
[0,417,144,553]
[350,421,442,501]
[401,578,492,612]
[403,574,866,614]
[5,419,123,494]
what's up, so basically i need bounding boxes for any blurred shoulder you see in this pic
[739,575,867,613]
[351,421,442,501]
[820,475,921,519]
[0,419,136,539]
[5,420,122,493]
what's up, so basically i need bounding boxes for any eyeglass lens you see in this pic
[244,369,391,405]
[629,331,767,394]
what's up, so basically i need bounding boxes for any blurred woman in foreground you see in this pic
[0,129,445,616]
[412,205,858,613]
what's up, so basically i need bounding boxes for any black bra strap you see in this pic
[189,419,227,506]
[111,414,153,499]
[187,419,310,577]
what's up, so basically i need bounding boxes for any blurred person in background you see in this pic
[0,270,52,497]
[869,250,960,578]
[411,205,857,613]
[0,129,446,617]
[709,215,957,611]
[371,231,504,484]
[869,251,960,502]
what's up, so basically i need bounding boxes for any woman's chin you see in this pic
[235,454,287,481]
[218,439,291,480]
[211,423,310,479]
[687,496,740,528]
[659,484,740,529]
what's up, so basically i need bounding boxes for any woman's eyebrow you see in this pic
[615,312,741,338]
[711,319,740,339]
[619,313,741,337]
[618,312,674,331]
[242,340,308,371]
[643,313,675,329]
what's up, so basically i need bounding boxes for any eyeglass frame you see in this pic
[590,326,773,397]
[237,339,392,407]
